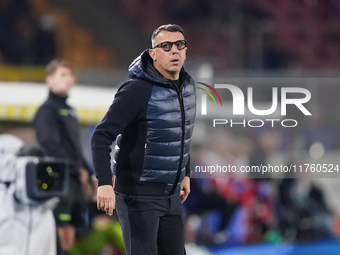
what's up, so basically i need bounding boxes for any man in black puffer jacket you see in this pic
[91,24,196,255]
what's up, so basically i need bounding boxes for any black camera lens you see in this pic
[36,163,63,191]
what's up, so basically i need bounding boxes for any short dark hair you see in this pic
[46,59,74,76]
[151,24,185,47]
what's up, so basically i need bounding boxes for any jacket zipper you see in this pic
[169,78,186,195]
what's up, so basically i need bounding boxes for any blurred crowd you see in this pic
[2,120,339,255]
[115,0,340,70]
[183,125,339,247]
[2,0,340,70]
[0,0,56,65]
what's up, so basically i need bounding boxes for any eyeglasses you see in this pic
[153,40,187,52]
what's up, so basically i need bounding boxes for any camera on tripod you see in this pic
[0,134,70,255]
[1,155,69,204]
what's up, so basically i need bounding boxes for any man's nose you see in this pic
[170,44,179,54]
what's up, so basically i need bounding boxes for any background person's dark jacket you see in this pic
[91,49,196,196]
[34,91,89,177]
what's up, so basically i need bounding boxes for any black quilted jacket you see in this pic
[91,49,196,196]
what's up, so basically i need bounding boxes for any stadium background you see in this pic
[1,0,340,254]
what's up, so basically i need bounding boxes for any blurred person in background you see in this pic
[69,195,125,255]
[35,14,57,65]
[302,110,338,151]
[0,0,56,65]
[278,174,335,242]
[34,60,94,255]
[91,24,196,255]
[245,129,280,243]
[185,144,239,245]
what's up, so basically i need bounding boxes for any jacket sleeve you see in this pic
[34,106,68,159]
[91,81,147,186]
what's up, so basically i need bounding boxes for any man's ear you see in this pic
[46,75,53,89]
[45,75,51,85]
[149,49,156,61]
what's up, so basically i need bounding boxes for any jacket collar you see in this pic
[48,90,68,105]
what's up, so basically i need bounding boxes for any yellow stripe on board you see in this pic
[0,67,46,82]
[0,104,105,125]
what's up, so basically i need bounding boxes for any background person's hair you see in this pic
[46,59,74,76]
[151,24,185,48]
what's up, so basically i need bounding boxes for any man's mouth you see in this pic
[171,59,180,64]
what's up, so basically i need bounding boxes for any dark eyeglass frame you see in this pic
[153,40,187,52]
